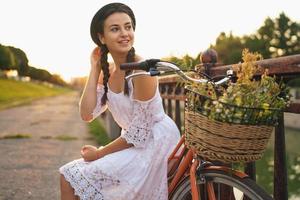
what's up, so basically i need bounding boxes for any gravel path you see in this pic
[0,92,97,200]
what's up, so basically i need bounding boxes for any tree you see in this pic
[8,46,29,76]
[163,56,184,69]
[256,17,275,57]
[256,12,300,57]
[49,74,68,86]
[182,54,198,70]
[243,34,272,59]
[211,32,244,64]
[210,12,300,63]
[162,54,201,71]
[274,13,300,56]
[0,44,16,70]
[27,66,51,82]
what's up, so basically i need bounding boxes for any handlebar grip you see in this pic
[120,59,161,71]
[120,61,148,71]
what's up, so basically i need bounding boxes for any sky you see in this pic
[0,0,299,82]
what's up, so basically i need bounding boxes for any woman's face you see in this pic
[99,12,135,55]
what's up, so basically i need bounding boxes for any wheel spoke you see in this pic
[169,169,273,200]
[207,181,217,200]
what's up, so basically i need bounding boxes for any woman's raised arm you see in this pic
[79,47,103,121]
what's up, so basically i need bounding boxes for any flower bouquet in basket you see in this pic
[184,49,291,163]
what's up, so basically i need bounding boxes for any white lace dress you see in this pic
[59,80,181,200]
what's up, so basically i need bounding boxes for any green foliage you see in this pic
[164,12,299,66]
[26,66,68,86]
[28,66,51,81]
[8,46,29,76]
[88,119,111,146]
[49,74,68,86]
[162,53,201,71]
[0,44,16,70]
[210,12,300,64]
[272,13,300,56]
[186,50,291,125]
[256,128,300,197]
[243,34,272,59]
[256,13,300,57]
[0,44,67,86]
[287,78,300,87]
[212,32,244,64]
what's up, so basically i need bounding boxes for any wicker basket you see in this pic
[184,88,279,163]
[185,111,273,163]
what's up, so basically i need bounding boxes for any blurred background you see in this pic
[0,0,299,199]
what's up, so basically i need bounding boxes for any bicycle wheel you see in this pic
[169,168,273,200]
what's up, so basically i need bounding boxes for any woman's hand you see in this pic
[90,47,102,71]
[81,145,104,162]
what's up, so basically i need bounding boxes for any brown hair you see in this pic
[100,47,135,105]
[90,3,137,105]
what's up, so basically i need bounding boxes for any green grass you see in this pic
[0,134,31,139]
[0,78,72,110]
[88,119,111,146]
[54,135,78,141]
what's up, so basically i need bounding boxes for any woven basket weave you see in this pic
[184,110,274,163]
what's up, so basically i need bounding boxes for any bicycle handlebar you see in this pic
[120,59,161,71]
[120,59,233,85]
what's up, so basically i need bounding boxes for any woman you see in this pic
[59,2,180,200]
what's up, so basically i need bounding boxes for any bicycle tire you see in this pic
[169,168,273,200]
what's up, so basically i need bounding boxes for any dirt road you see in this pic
[0,92,96,200]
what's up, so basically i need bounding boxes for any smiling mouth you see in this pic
[118,40,129,44]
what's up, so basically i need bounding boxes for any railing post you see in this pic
[175,86,183,131]
[167,99,173,118]
[175,100,181,131]
[245,162,256,181]
[167,84,174,118]
[162,98,166,110]
[274,112,288,200]
[160,84,167,111]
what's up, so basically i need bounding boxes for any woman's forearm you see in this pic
[97,137,133,158]
[79,67,101,121]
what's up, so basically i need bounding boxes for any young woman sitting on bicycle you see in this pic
[59,2,180,200]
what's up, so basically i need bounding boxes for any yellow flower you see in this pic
[235,96,242,106]
[262,103,270,109]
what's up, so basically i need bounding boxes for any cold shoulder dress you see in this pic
[59,80,181,200]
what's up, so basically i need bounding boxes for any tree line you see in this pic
[0,44,67,86]
[164,12,300,71]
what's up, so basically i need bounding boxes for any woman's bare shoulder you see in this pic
[132,54,157,101]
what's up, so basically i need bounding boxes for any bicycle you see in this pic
[120,59,274,200]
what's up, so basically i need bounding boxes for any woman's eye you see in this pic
[111,27,119,32]
[125,25,132,30]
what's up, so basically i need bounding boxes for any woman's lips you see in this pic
[118,40,129,44]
